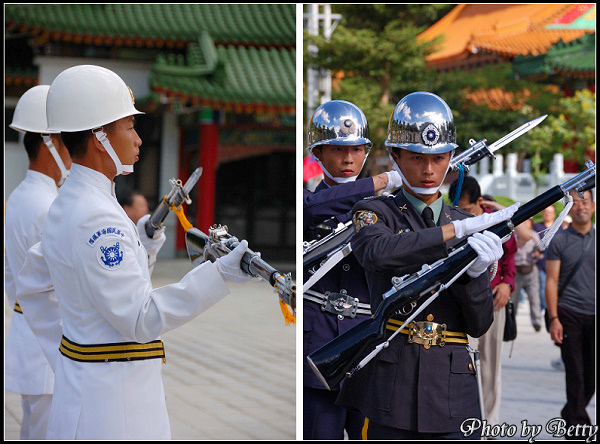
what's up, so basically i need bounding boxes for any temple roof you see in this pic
[512,32,596,80]
[5,4,296,113]
[418,4,595,68]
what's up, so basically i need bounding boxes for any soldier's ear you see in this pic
[312,146,323,162]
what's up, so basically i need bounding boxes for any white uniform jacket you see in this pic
[21,164,230,440]
[5,170,57,395]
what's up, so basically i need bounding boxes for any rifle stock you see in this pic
[307,162,595,390]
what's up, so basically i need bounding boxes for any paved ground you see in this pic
[4,260,596,440]
[4,258,297,440]
[495,298,596,441]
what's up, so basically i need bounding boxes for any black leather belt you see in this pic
[304,289,371,319]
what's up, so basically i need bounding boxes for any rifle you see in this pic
[147,168,296,325]
[145,168,203,238]
[303,116,548,288]
[307,161,595,390]
[185,225,296,324]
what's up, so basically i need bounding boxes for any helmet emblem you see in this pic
[422,123,440,146]
[128,86,135,104]
[340,119,356,136]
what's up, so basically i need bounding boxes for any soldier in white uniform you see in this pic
[5,85,72,440]
[16,65,254,440]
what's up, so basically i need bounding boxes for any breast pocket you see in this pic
[448,347,480,418]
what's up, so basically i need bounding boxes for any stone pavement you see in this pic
[4,258,296,440]
[4,260,596,441]
[496,299,596,441]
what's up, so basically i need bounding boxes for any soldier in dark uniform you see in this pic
[303,100,402,440]
[335,92,518,439]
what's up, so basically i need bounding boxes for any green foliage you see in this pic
[550,89,596,159]
[304,5,595,178]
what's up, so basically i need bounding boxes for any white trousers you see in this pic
[20,394,53,440]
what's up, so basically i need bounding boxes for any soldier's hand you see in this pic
[466,231,503,278]
[453,202,520,239]
[214,240,258,283]
[137,214,166,256]
[384,170,402,191]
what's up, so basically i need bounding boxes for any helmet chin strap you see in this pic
[93,129,134,176]
[41,135,70,187]
[388,151,454,197]
[312,150,370,185]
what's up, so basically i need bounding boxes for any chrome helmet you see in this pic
[385,92,457,154]
[307,100,372,152]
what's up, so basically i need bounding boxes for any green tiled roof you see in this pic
[150,32,296,111]
[5,4,295,47]
[5,4,296,112]
[513,33,595,79]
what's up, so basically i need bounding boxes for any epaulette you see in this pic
[362,194,380,201]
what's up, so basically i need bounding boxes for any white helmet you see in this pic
[46,65,144,175]
[10,85,70,185]
[10,85,59,134]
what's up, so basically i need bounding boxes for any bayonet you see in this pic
[450,115,547,172]
[145,168,203,238]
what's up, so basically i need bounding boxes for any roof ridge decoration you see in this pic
[153,32,220,77]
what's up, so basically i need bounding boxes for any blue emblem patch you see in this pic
[97,240,125,270]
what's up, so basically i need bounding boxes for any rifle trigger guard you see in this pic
[399,301,417,315]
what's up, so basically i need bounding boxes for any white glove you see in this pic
[384,170,403,191]
[452,202,520,239]
[137,214,166,257]
[467,231,503,278]
[215,240,258,283]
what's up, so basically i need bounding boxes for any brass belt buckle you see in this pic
[408,321,447,349]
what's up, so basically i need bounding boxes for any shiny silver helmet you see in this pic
[307,100,372,152]
[385,92,457,154]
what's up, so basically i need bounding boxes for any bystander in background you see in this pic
[449,176,517,428]
[533,206,565,370]
[117,188,149,225]
[512,218,543,332]
[545,190,595,434]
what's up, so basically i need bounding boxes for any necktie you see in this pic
[422,207,436,228]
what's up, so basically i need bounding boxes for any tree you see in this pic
[304,4,452,151]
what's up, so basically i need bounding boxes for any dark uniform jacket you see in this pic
[336,189,494,433]
[303,178,375,390]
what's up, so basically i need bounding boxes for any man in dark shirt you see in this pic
[545,190,595,432]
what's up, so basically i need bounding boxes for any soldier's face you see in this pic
[314,144,366,181]
[393,150,451,195]
[106,116,142,174]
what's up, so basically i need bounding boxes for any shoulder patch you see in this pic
[97,239,125,270]
[353,210,378,233]
[87,226,127,247]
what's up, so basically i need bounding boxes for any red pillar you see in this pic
[196,112,219,232]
